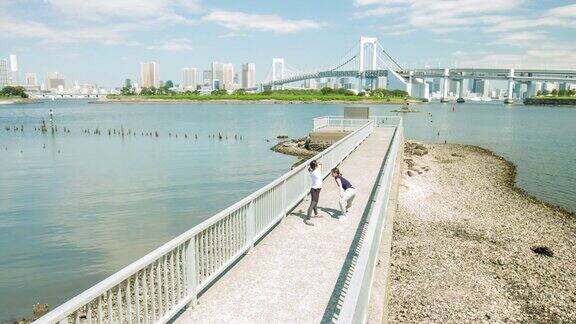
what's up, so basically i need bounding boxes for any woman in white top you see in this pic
[305,160,322,226]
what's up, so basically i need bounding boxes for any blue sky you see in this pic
[1,0,575,87]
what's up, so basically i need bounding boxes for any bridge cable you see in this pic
[328,55,358,72]
[377,42,404,71]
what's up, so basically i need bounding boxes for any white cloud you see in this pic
[493,31,547,46]
[45,0,201,23]
[355,0,576,69]
[488,4,576,32]
[218,32,248,39]
[354,6,402,18]
[203,10,322,33]
[354,0,523,31]
[0,15,135,44]
[0,0,201,45]
[147,38,193,51]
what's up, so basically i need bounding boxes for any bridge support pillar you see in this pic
[405,70,413,97]
[440,69,450,103]
[457,79,465,103]
[504,68,515,104]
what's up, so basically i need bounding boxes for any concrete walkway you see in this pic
[175,127,395,323]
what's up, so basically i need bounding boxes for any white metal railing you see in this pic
[338,118,404,323]
[34,118,376,324]
[313,116,401,131]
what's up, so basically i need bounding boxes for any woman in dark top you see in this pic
[331,167,356,222]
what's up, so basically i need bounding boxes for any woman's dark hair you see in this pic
[331,167,341,176]
[309,160,318,172]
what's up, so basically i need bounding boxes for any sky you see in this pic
[0,0,575,87]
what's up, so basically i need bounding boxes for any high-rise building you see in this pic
[211,62,223,89]
[0,59,9,87]
[203,70,212,86]
[140,62,159,88]
[25,73,37,86]
[182,68,198,90]
[46,72,65,91]
[9,54,18,84]
[211,62,234,90]
[241,63,256,89]
[472,79,490,97]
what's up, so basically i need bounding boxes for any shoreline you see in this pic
[524,97,576,106]
[94,98,416,105]
[0,98,39,105]
[389,141,576,322]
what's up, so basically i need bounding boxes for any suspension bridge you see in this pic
[262,36,576,104]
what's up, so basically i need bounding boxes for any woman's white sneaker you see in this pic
[339,215,348,222]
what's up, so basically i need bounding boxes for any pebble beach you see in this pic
[389,142,576,322]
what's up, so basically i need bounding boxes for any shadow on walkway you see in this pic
[321,139,393,323]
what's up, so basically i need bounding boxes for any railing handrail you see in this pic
[337,118,403,323]
[313,116,402,131]
[35,117,379,324]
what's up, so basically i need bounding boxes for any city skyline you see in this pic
[0,1,575,87]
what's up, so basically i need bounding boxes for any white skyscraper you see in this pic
[25,73,37,86]
[140,62,159,88]
[182,68,197,90]
[0,59,9,87]
[242,63,256,89]
[9,54,18,84]
[211,62,234,90]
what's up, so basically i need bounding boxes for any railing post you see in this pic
[281,179,287,221]
[247,201,255,251]
[185,239,198,307]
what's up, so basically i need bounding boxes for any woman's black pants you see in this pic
[307,188,321,219]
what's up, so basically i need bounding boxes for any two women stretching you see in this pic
[305,161,356,225]
[331,167,356,222]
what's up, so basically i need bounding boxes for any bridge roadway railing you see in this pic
[338,117,403,323]
[34,117,381,324]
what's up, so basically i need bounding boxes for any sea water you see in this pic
[0,101,574,320]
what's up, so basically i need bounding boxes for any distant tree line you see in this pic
[1,86,28,98]
[367,88,409,97]
[119,84,409,98]
[537,88,576,97]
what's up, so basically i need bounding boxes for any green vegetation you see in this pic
[536,89,576,97]
[1,86,29,98]
[109,88,409,103]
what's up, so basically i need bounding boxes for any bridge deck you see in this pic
[175,127,395,323]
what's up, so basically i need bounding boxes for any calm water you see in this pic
[1,101,575,320]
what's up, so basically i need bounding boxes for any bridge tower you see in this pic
[440,69,450,103]
[504,68,515,104]
[272,58,285,90]
[458,79,466,102]
[359,37,378,90]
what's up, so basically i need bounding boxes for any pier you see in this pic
[34,116,403,324]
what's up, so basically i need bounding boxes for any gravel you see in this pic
[388,142,576,323]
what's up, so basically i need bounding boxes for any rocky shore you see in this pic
[270,136,330,168]
[389,142,576,322]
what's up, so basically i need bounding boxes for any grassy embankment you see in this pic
[106,93,407,103]
[524,96,576,105]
